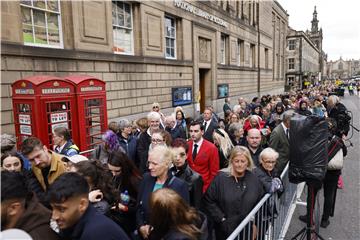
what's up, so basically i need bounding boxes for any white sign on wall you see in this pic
[20,125,32,135]
[50,112,68,123]
[19,114,31,124]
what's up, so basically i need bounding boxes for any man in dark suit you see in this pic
[187,121,219,193]
[269,110,295,174]
[201,107,218,143]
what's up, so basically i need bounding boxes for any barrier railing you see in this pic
[227,164,299,240]
[79,148,96,155]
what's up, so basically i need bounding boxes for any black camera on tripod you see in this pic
[289,114,328,185]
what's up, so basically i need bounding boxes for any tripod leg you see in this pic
[313,231,326,240]
[306,186,316,240]
[330,186,338,217]
[291,227,306,240]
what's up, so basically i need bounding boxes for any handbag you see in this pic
[327,149,343,170]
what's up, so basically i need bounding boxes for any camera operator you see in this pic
[326,95,351,138]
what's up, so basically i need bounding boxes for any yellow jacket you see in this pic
[32,151,66,191]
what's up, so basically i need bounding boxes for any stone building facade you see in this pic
[326,58,360,79]
[285,29,320,89]
[1,0,288,134]
[285,6,322,89]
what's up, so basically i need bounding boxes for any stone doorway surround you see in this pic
[192,24,217,116]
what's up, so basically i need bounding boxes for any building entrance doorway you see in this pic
[199,68,210,113]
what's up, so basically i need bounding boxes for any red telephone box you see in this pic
[64,75,108,152]
[12,75,78,150]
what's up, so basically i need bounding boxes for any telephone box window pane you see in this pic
[17,104,31,113]
[48,102,69,112]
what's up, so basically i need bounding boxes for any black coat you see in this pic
[328,102,350,137]
[202,120,218,143]
[203,171,264,239]
[136,173,189,229]
[247,146,263,167]
[60,205,129,240]
[170,163,204,209]
[253,165,280,193]
[166,124,186,140]
[107,175,141,235]
[136,130,151,173]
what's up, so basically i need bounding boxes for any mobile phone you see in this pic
[261,128,267,135]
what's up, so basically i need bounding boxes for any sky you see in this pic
[278,0,360,61]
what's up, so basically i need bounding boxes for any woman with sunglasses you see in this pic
[151,102,165,129]
[170,138,203,209]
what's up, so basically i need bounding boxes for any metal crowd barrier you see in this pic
[79,148,96,155]
[227,164,299,240]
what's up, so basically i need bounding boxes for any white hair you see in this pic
[259,147,279,163]
[148,145,173,168]
[147,111,161,121]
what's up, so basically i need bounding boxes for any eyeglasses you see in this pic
[263,161,276,165]
[153,106,159,109]
[151,138,164,143]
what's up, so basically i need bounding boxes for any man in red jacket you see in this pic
[187,121,219,193]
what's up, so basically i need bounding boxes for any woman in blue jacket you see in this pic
[136,145,189,239]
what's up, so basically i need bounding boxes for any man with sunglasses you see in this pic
[21,137,66,208]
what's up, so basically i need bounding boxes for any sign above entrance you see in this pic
[174,0,229,28]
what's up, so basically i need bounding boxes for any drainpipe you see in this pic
[257,1,260,96]
[299,38,303,89]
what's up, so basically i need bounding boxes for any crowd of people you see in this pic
[1,83,352,240]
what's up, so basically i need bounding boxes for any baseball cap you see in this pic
[62,154,88,164]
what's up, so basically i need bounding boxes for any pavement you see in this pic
[285,92,360,240]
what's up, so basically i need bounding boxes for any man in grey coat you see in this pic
[269,110,295,174]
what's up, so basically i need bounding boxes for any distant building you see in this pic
[285,6,324,89]
[1,0,288,134]
[326,58,360,79]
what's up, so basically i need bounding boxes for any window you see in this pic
[288,76,294,86]
[112,1,133,54]
[220,35,226,64]
[250,44,256,68]
[265,48,269,69]
[165,16,176,59]
[20,0,62,48]
[288,58,295,70]
[237,39,244,66]
[288,40,295,50]
[338,62,343,70]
